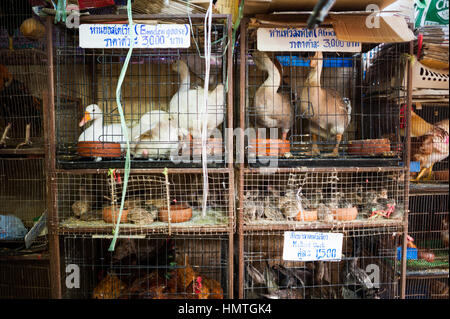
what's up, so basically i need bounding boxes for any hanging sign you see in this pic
[283,231,344,262]
[79,24,191,49]
[257,27,361,52]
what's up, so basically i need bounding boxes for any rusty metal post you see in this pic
[400,38,414,299]
[238,18,247,299]
[226,14,235,299]
[45,16,62,299]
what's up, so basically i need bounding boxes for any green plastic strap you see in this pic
[55,0,67,23]
[232,0,244,51]
[108,0,134,252]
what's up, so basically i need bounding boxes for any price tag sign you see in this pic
[79,24,191,49]
[257,27,361,52]
[283,231,343,262]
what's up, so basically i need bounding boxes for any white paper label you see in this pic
[79,24,191,49]
[283,231,343,262]
[257,27,361,52]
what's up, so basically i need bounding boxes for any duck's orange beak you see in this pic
[79,112,91,127]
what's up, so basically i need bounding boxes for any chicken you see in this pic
[251,51,293,141]
[0,65,42,148]
[78,104,130,161]
[411,119,449,181]
[121,252,223,299]
[0,0,33,50]
[133,110,184,160]
[400,105,435,138]
[168,60,224,141]
[92,273,127,299]
[299,51,352,157]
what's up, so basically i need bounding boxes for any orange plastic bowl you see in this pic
[347,139,390,156]
[249,138,290,157]
[102,206,129,223]
[295,209,318,222]
[159,204,193,223]
[331,207,358,221]
[78,141,122,158]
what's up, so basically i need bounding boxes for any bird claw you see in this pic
[15,139,33,149]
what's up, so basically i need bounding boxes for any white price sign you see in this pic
[79,24,190,49]
[283,231,343,262]
[257,27,361,52]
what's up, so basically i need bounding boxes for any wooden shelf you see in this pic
[0,147,45,156]
[242,219,405,233]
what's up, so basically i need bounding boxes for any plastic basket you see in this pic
[411,61,449,90]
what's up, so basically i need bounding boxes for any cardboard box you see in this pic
[244,0,398,14]
[245,0,415,43]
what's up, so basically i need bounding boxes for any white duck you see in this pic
[168,59,225,141]
[78,104,129,161]
[133,110,185,160]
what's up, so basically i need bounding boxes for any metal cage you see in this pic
[239,20,409,168]
[0,158,47,250]
[241,227,401,299]
[54,169,234,235]
[404,276,449,299]
[239,167,406,229]
[61,234,230,299]
[0,256,51,299]
[52,15,233,169]
[406,188,449,274]
[0,49,47,149]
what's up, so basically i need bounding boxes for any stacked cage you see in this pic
[0,3,50,299]
[404,185,449,299]
[48,13,235,298]
[237,17,411,299]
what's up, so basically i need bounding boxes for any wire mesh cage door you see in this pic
[404,276,449,299]
[52,15,232,169]
[407,192,449,273]
[0,158,47,248]
[0,258,51,299]
[242,228,401,299]
[61,235,230,299]
[0,47,47,148]
[241,168,405,227]
[56,170,233,235]
[241,21,409,167]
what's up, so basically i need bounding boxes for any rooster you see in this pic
[411,119,449,181]
[299,51,352,157]
[0,64,42,148]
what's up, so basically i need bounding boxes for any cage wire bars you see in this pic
[236,17,414,299]
[45,13,235,298]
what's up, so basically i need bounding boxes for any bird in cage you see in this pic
[411,118,449,181]
[251,51,294,142]
[132,110,186,160]
[168,59,225,142]
[299,51,352,157]
[78,104,130,161]
[340,256,380,299]
[0,64,42,148]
